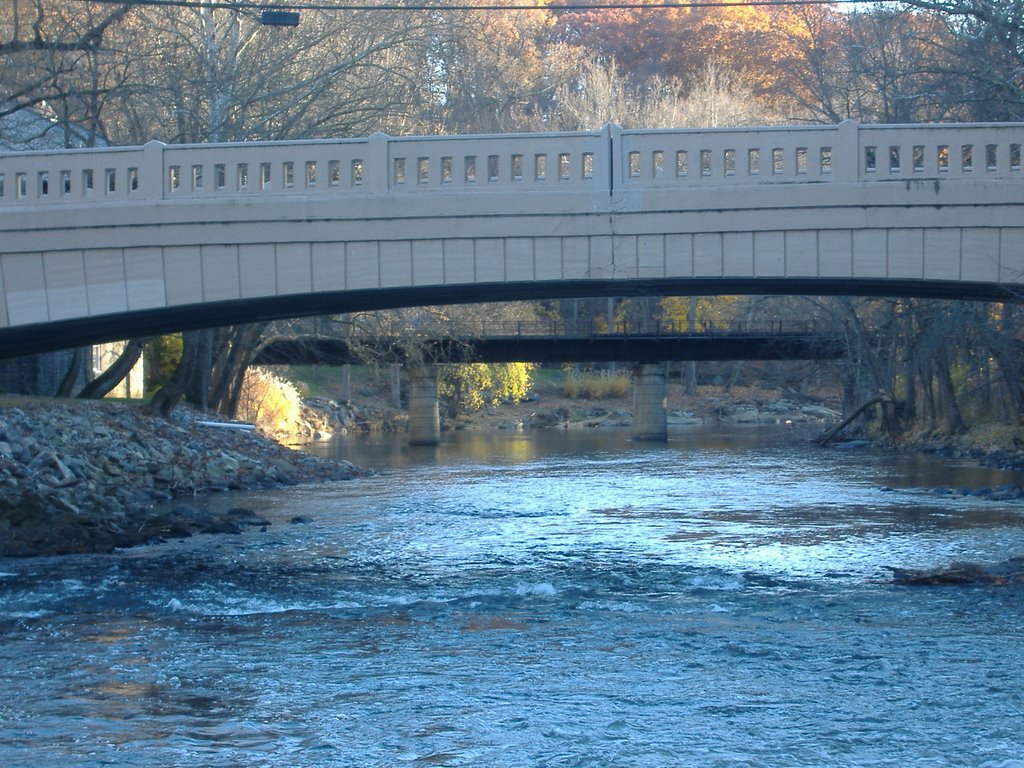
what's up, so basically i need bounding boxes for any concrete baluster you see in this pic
[836,120,860,182]
[367,132,390,195]
[141,140,167,200]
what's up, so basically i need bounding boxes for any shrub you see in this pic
[236,366,304,434]
[144,334,183,392]
[439,362,536,415]
[562,371,631,399]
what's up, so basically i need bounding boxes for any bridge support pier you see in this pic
[632,363,668,442]
[408,365,441,446]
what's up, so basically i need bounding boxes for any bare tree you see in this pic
[109,4,436,416]
[901,0,1024,121]
[76,338,147,400]
[424,4,575,133]
[1,1,134,141]
[98,4,430,144]
[553,55,771,132]
[782,1,1024,124]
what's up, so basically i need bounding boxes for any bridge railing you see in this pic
[856,123,1023,179]
[2,122,1022,207]
[347,319,822,339]
[380,129,609,193]
[618,124,855,185]
[618,122,1024,186]
[0,144,148,205]
[160,137,373,198]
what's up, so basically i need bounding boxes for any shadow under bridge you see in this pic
[252,322,846,365]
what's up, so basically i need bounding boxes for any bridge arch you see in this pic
[0,276,1017,360]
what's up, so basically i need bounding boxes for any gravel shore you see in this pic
[0,400,363,557]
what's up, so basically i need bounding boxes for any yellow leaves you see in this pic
[237,367,304,434]
[439,362,537,412]
[657,296,744,330]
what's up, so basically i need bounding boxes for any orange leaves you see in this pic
[429,0,572,132]
[557,0,815,98]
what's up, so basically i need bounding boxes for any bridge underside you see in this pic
[253,332,845,366]
[0,277,1017,360]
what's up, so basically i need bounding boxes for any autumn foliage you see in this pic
[555,1,812,98]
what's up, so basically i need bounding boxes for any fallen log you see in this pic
[817,394,887,446]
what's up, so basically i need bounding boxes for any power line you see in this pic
[70,0,899,13]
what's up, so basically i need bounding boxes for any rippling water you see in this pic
[2,426,1024,767]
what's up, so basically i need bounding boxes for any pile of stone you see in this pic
[0,400,363,557]
[717,399,840,424]
[926,483,1024,501]
[888,556,1024,586]
[301,396,408,437]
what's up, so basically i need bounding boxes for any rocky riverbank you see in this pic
[0,385,840,558]
[0,400,363,557]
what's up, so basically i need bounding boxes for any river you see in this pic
[1,425,1023,767]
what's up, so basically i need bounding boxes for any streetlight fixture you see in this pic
[260,10,300,26]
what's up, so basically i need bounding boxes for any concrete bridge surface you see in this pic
[2,121,1024,358]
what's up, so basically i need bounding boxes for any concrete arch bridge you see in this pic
[2,121,1023,441]
[1,120,1023,362]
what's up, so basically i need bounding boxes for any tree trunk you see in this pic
[210,323,267,415]
[979,323,1024,421]
[208,327,239,413]
[390,363,402,408]
[901,358,916,423]
[339,364,351,402]
[933,354,966,433]
[221,362,250,419]
[145,331,201,418]
[55,347,86,398]
[918,361,937,431]
[184,328,214,410]
[818,394,886,445]
[76,339,147,399]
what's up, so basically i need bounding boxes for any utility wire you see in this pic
[70,0,900,13]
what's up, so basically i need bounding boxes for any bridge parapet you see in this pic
[0,128,610,206]
[380,128,609,193]
[0,144,150,205]
[856,123,1023,179]
[2,122,1022,208]
[618,123,852,185]
[619,122,1024,186]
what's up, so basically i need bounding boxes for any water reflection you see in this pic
[310,423,1024,492]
